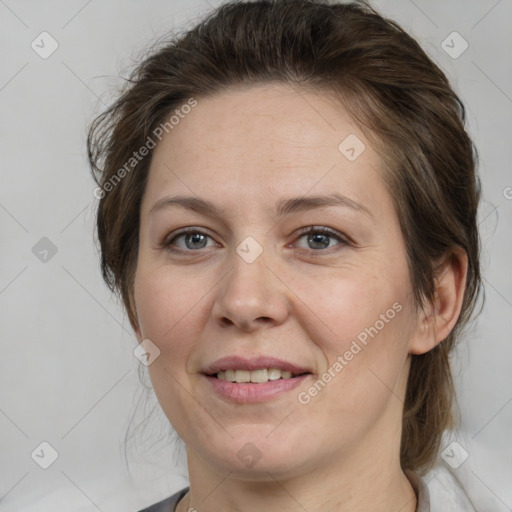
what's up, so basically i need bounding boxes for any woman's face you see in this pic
[133,83,422,478]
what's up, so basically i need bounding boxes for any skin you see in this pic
[132,83,467,512]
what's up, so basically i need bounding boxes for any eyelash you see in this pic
[162,226,350,255]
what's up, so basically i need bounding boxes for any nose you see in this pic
[211,246,290,331]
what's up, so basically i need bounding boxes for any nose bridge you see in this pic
[211,236,289,328]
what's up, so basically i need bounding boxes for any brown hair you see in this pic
[87,0,482,473]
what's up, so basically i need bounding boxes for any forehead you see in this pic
[142,83,390,218]
[153,83,363,162]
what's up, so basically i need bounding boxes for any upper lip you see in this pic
[202,356,312,375]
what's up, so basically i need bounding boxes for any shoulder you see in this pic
[137,487,189,512]
[426,464,478,511]
[420,461,507,512]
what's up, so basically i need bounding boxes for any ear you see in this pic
[409,247,468,355]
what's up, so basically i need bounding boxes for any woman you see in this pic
[87,1,484,510]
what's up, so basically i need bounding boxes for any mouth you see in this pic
[207,368,310,383]
[201,356,313,403]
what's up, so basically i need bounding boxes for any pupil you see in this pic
[187,233,207,249]
[309,233,329,249]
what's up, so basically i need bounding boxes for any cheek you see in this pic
[133,265,209,409]
[134,266,205,341]
[295,265,404,348]
[316,320,411,432]
[133,268,205,435]
[297,264,413,407]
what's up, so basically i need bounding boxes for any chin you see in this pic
[196,434,315,480]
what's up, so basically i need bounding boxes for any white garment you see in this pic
[411,460,509,511]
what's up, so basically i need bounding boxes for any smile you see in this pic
[215,368,306,383]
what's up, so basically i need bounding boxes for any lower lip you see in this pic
[204,374,310,403]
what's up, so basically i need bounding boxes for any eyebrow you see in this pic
[149,193,373,219]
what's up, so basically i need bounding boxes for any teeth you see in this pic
[250,369,268,383]
[268,368,282,380]
[216,368,298,383]
[235,370,251,383]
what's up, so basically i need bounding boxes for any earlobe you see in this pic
[409,248,468,355]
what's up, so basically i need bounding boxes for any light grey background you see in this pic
[0,1,511,511]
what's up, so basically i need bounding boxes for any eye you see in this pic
[292,226,349,252]
[163,228,218,252]
[162,226,349,254]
